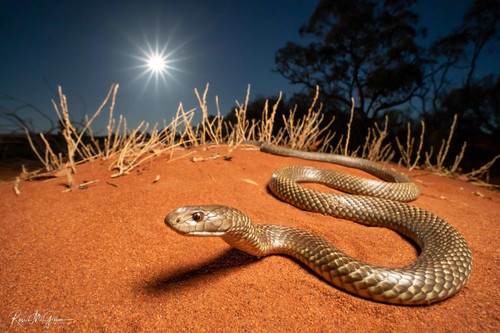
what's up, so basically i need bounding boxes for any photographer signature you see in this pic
[8,310,74,329]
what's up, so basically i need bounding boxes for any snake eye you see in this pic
[192,212,203,222]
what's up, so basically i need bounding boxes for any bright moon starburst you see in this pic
[147,54,167,73]
[130,37,182,90]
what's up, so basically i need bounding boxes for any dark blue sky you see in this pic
[1,0,498,134]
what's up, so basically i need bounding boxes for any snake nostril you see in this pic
[175,217,181,224]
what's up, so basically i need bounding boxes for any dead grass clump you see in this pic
[466,153,500,185]
[257,92,283,144]
[53,85,117,172]
[423,114,467,175]
[195,83,224,146]
[24,85,118,173]
[227,84,255,146]
[281,86,335,151]
[395,121,425,171]
[361,116,394,162]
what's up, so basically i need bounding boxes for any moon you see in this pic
[147,53,167,73]
[130,37,181,90]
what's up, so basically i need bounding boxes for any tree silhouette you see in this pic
[460,0,500,90]
[275,0,426,122]
[426,0,499,113]
[424,0,499,161]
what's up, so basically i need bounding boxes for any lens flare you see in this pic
[147,54,167,73]
[129,35,184,90]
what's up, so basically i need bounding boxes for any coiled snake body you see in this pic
[165,143,472,305]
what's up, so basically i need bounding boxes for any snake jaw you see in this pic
[165,205,233,237]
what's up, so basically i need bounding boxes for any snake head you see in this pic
[165,205,235,237]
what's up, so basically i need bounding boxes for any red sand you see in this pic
[1,145,499,332]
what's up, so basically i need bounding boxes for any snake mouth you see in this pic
[185,231,227,237]
[167,225,228,237]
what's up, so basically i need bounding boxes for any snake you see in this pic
[165,143,472,305]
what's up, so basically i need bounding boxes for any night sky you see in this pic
[1,0,498,134]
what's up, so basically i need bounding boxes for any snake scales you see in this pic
[165,143,472,305]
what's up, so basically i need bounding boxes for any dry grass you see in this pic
[424,114,460,173]
[257,92,282,144]
[227,84,253,145]
[361,116,394,162]
[396,121,425,171]
[465,153,500,185]
[20,83,498,190]
[281,86,335,151]
[13,176,20,196]
[343,97,355,156]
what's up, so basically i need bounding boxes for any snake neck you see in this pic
[219,211,319,260]
[220,212,284,257]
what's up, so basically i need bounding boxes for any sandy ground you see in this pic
[1,145,499,332]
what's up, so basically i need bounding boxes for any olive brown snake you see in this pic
[165,143,472,304]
